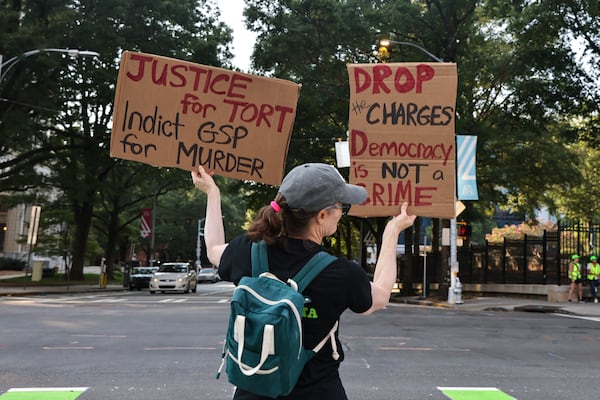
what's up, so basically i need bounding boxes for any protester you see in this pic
[587,255,600,304]
[568,254,583,303]
[191,163,416,400]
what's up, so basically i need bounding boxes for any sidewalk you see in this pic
[0,270,127,297]
[2,271,600,318]
[0,283,127,296]
[392,295,600,317]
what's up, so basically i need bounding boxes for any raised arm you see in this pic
[362,202,416,315]
[191,166,228,266]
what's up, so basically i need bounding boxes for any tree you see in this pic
[556,0,600,144]
[242,0,429,291]
[553,142,600,222]
[3,0,597,288]
[0,0,233,279]
[91,163,187,279]
[142,176,247,264]
[241,0,597,293]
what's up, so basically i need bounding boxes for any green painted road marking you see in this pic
[0,388,88,400]
[438,387,516,400]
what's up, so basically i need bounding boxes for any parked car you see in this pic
[149,262,197,294]
[197,267,219,283]
[129,266,158,290]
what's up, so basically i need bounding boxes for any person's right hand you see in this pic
[191,166,218,194]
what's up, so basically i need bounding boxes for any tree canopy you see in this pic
[0,0,598,285]
[0,0,233,278]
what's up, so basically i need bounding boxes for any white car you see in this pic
[149,262,197,294]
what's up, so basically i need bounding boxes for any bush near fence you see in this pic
[0,257,27,271]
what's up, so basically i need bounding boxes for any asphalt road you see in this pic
[1,283,599,400]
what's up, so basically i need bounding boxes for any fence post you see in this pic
[484,240,489,283]
[523,234,528,284]
[542,230,547,285]
[502,237,507,284]
[557,223,562,286]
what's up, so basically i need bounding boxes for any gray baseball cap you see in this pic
[278,163,367,213]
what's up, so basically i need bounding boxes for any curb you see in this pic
[513,305,563,313]
[391,296,454,309]
[0,287,128,297]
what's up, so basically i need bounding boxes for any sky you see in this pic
[216,0,257,71]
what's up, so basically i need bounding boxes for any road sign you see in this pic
[455,200,466,217]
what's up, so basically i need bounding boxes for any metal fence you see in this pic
[458,222,600,286]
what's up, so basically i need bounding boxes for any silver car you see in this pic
[197,267,219,283]
[149,262,197,294]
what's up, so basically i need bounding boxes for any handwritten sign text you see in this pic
[110,51,301,185]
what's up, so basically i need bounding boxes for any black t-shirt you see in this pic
[219,235,373,400]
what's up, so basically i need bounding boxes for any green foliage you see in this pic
[553,142,600,221]
[1,0,599,283]
[133,177,247,263]
[0,0,233,279]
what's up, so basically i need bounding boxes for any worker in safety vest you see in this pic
[568,254,583,303]
[587,255,600,304]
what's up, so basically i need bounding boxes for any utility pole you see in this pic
[448,218,459,304]
[150,187,157,267]
[196,218,205,272]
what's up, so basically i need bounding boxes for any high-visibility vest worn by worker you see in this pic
[587,262,600,280]
[569,262,582,280]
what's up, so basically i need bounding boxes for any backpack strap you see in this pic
[251,240,269,277]
[293,251,337,292]
[251,240,336,291]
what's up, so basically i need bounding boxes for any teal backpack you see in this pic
[217,240,338,398]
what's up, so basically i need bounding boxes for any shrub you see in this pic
[0,257,27,271]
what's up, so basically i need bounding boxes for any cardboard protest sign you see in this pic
[110,51,301,185]
[346,62,457,218]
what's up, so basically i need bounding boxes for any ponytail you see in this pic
[247,194,316,244]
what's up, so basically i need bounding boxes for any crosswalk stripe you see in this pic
[1,296,232,306]
[438,387,516,400]
[1,387,88,400]
[554,313,600,322]
[0,385,519,399]
[91,298,125,303]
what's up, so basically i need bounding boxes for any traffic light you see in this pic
[457,221,472,240]
[377,46,390,62]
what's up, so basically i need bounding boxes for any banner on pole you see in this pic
[456,135,479,200]
[141,208,152,239]
[346,62,458,218]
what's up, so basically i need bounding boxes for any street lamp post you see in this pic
[0,48,100,83]
[377,39,460,304]
[196,218,205,271]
